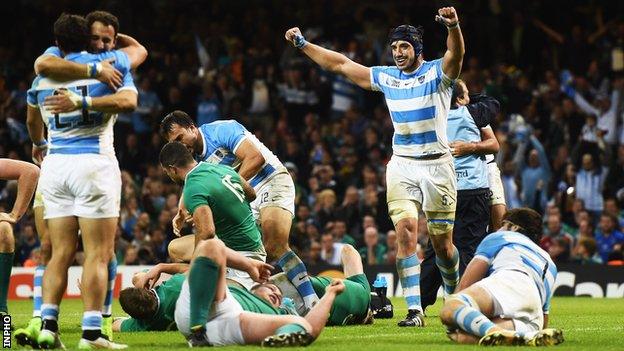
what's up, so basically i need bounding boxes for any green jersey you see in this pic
[311,274,371,326]
[120,274,291,332]
[183,162,263,252]
[120,274,185,332]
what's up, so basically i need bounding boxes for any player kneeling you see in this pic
[439,208,564,346]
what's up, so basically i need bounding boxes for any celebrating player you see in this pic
[285,6,465,326]
[0,160,39,319]
[16,11,147,347]
[160,112,319,308]
[421,80,500,311]
[26,14,137,349]
[440,208,563,346]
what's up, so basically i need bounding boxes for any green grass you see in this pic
[8,297,624,350]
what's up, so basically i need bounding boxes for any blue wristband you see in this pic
[88,63,98,78]
[294,35,308,49]
[34,140,48,147]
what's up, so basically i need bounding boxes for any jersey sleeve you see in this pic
[473,232,506,264]
[213,121,247,153]
[370,66,383,92]
[433,58,454,88]
[41,46,62,57]
[183,178,210,215]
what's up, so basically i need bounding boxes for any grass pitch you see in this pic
[8,297,623,350]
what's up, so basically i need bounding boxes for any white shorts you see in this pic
[175,280,245,346]
[38,154,121,219]
[226,250,267,290]
[475,270,543,333]
[488,163,506,206]
[251,171,295,220]
[386,154,457,213]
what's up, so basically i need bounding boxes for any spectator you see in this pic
[385,230,398,265]
[595,213,624,262]
[306,241,323,265]
[16,224,39,265]
[320,232,343,265]
[541,214,574,252]
[576,153,607,217]
[331,220,356,247]
[358,227,387,266]
[196,80,222,125]
[571,237,603,264]
[515,134,551,211]
[123,245,140,265]
[548,237,571,263]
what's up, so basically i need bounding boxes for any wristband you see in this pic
[34,139,48,147]
[87,63,102,78]
[446,22,459,29]
[294,34,308,49]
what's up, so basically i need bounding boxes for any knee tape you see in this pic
[426,211,455,235]
[388,200,419,225]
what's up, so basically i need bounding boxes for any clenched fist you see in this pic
[285,27,305,48]
[435,7,459,27]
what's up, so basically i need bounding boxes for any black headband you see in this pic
[388,25,423,56]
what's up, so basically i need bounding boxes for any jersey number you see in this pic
[54,85,93,129]
[222,174,245,202]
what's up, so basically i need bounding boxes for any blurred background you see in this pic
[1,0,624,268]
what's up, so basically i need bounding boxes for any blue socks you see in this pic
[277,251,318,308]
[436,245,460,295]
[397,253,422,311]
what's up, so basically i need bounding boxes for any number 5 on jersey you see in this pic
[222,174,245,202]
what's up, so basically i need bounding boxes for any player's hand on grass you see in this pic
[0,212,17,224]
[97,58,123,91]
[43,88,83,114]
[285,27,303,47]
[435,7,459,27]
[449,141,475,157]
[246,259,274,283]
[325,279,346,295]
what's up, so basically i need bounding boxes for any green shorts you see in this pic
[311,274,371,326]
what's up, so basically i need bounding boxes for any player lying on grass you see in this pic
[113,244,369,333]
[439,208,564,346]
[256,244,373,326]
[115,238,343,347]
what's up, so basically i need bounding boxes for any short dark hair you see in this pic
[160,110,196,138]
[119,287,158,320]
[503,208,543,243]
[450,78,466,108]
[53,14,89,53]
[159,141,195,168]
[86,10,119,36]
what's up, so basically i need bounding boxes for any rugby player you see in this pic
[26,14,137,349]
[285,6,465,326]
[440,208,563,346]
[160,113,319,308]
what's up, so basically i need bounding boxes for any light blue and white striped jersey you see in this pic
[447,106,488,190]
[474,231,557,314]
[27,49,136,156]
[370,58,454,157]
[197,120,286,189]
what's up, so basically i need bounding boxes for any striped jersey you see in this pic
[474,231,557,313]
[196,120,286,189]
[370,59,454,157]
[27,49,136,156]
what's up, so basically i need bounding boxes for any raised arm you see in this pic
[0,159,40,224]
[529,135,551,177]
[285,27,371,90]
[438,7,465,80]
[532,19,565,44]
[117,33,148,69]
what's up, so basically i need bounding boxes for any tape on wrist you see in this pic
[88,63,102,78]
[34,139,48,147]
[294,34,308,49]
[447,22,459,30]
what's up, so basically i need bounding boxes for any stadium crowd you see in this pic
[1,0,624,268]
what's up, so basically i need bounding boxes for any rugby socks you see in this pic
[436,245,460,295]
[453,305,495,337]
[81,310,102,341]
[277,251,319,308]
[397,253,422,311]
[0,252,14,313]
[189,256,219,330]
[102,257,117,317]
[33,265,45,317]
[41,304,59,332]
